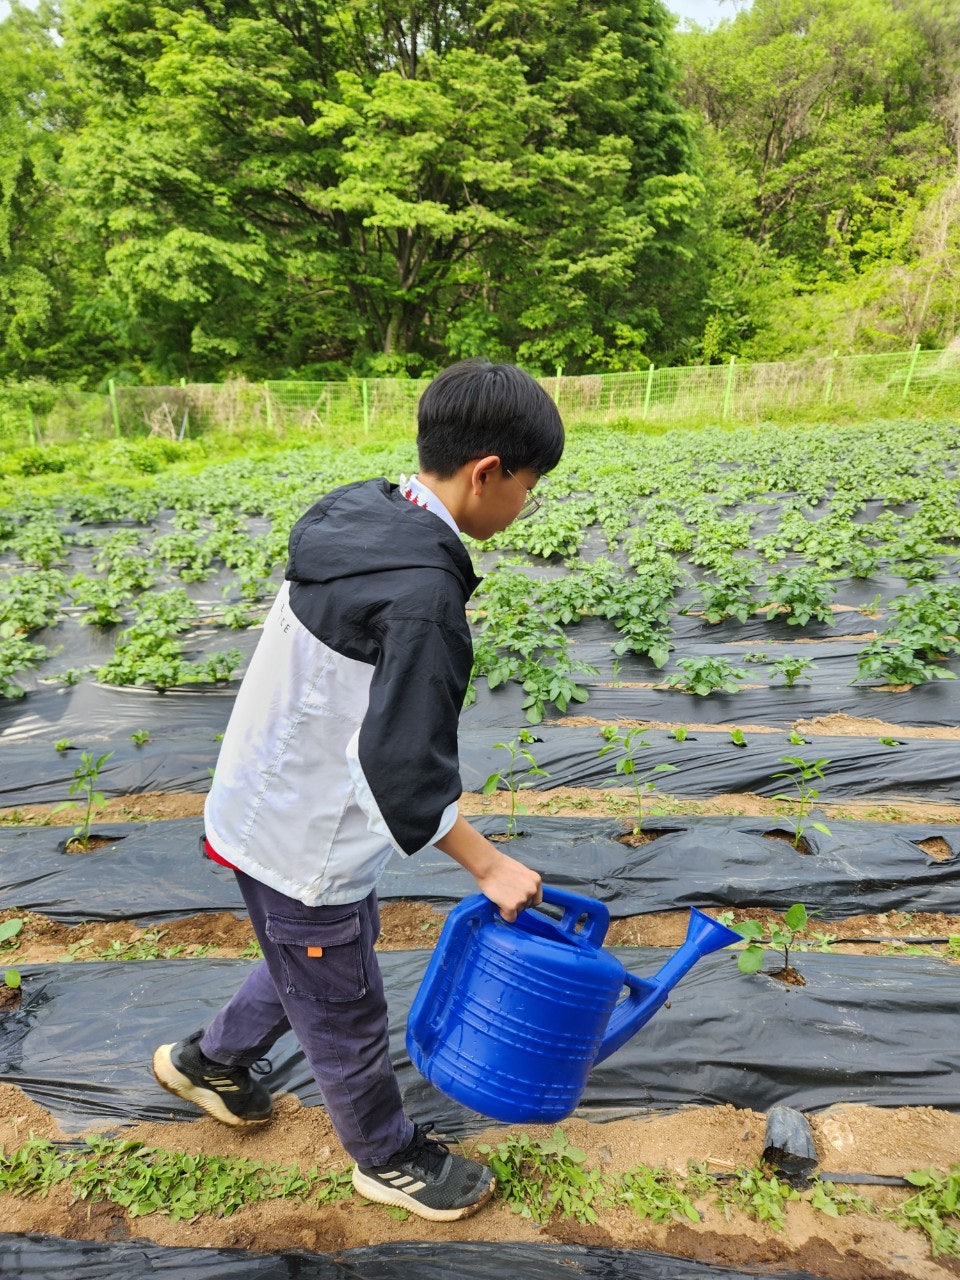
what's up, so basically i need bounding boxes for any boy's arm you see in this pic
[435,814,542,922]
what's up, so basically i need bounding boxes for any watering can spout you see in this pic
[594,907,741,1064]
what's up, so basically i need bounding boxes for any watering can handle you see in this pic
[594,970,663,1065]
[537,884,610,947]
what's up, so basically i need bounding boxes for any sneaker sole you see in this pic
[351,1165,495,1222]
[152,1044,272,1129]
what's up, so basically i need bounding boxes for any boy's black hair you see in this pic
[416,359,564,478]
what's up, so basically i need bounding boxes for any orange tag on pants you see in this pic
[306,946,324,957]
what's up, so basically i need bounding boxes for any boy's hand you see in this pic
[435,813,542,921]
[474,852,542,923]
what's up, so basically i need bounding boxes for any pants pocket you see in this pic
[265,909,367,1003]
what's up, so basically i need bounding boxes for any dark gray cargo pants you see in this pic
[200,869,414,1166]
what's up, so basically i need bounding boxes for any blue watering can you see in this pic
[406,885,741,1124]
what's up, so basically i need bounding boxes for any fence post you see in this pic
[643,364,655,419]
[361,379,370,433]
[902,343,921,398]
[107,379,121,437]
[722,356,736,420]
[554,365,563,405]
[263,384,273,432]
[27,403,37,447]
[824,349,838,404]
[177,377,189,441]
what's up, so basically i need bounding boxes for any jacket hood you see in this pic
[285,478,481,596]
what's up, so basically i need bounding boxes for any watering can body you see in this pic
[406,885,740,1124]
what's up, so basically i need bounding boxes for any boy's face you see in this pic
[461,464,540,541]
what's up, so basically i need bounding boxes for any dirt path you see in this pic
[0,1083,957,1278]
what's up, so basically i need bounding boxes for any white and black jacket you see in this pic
[203,478,481,906]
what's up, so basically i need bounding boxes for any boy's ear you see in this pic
[469,455,501,495]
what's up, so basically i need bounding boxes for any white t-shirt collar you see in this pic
[398,474,460,534]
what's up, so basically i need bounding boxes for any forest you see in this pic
[2,0,959,384]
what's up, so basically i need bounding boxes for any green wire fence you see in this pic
[2,344,958,445]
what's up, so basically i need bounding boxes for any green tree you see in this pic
[60,0,700,378]
[674,0,957,358]
[0,2,68,377]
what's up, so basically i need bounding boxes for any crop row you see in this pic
[2,419,958,710]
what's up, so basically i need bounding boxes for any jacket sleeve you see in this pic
[347,614,473,856]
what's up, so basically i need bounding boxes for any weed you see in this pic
[808,1178,875,1218]
[725,1165,799,1230]
[239,938,264,960]
[58,929,204,962]
[483,731,549,837]
[616,1164,700,1223]
[0,1135,354,1221]
[685,1161,798,1231]
[476,1128,606,1224]
[889,1167,960,1258]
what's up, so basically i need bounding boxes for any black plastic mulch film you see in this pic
[3,513,959,1278]
[3,950,959,1133]
[4,707,960,807]
[2,814,959,923]
[3,583,960,810]
[0,1235,828,1280]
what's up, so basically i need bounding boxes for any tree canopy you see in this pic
[0,0,958,384]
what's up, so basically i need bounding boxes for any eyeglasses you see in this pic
[503,468,542,520]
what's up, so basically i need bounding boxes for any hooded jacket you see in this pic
[203,478,481,905]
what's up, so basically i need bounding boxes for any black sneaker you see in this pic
[152,1030,273,1128]
[352,1123,495,1221]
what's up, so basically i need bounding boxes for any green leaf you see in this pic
[784,903,808,931]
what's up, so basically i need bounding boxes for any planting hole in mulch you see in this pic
[0,986,21,1014]
[914,836,953,861]
[762,829,814,855]
[617,828,669,848]
[57,834,127,855]
[768,965,807,987]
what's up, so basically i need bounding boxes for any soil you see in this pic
[3,901,959,965]
[0,1082,958,1278]
[2,785,959,1275]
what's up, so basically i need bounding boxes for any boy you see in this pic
[153,359,564,1221]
